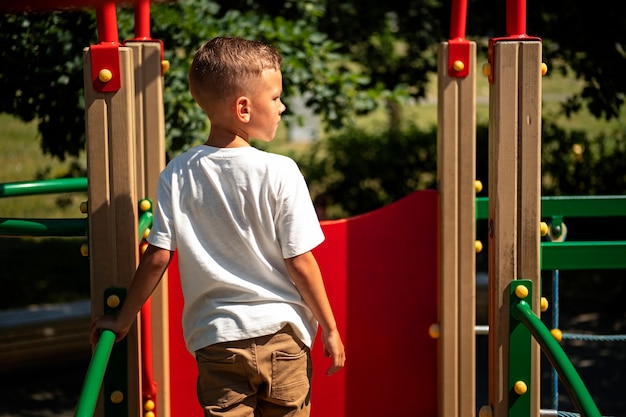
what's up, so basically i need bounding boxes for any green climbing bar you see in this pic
[75,329,116,417]
[0,178,88,198]
[0,217,87,237]
[512,301,602,417]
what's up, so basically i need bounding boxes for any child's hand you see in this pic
[89,315,129,345]
[322,328,345,376]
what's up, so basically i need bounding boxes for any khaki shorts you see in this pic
[195,325,312,417]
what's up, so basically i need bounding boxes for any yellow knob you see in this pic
[107,294,121,309]
[80,243,89,257]
[145,412,155,417]
[514,381,528,395]
[475,180,483,193]
[540,222,549,236]
[479,405,493,417]
[162,60,170,73]
[98,69,113,82]
[143,228,151,239]
[139,199,152,212]
[551,328,563,343]
[515,285,529,299]
[482,62,491,77]
[110,390,124,404]
[475,240,483,253]
[541,297,549,312]
[80,201,88,213]
[428,323,440,339]
[541,62,548,76]
[144,399,155,411]
[453,60,465,72]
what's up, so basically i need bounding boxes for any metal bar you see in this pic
[449,0,468,39]
[506,0,526,36]
[541,241,626,270]
[0,218,87,237]
[137,211,153,239]
[75,329,116,417]
[134,0,151,40]
[0,178,87,198]
[476,196,626,220]
[96,1,119,44]
[512,301,602,417]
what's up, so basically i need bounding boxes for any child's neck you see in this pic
[205,132,251,148]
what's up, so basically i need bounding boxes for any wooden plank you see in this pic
[487,40,519,417]
[83,48,113,327]
[517,41,543,417]
[130,41,170,417]
[456,41,477,417]
[437,42,459,417]
[110,46,141,416]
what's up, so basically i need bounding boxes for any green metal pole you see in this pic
[137,211,153,239]
[0,218,87,237]
[512,301,602,417]
[0,178,88,198]
[74,329,116,417]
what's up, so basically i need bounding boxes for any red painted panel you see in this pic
[168,190,438,417]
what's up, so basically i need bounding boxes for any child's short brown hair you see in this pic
[189,37,282,114]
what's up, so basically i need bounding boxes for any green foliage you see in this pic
[0,11,96,160]
[541,121,626,196]
[297,124,438,219]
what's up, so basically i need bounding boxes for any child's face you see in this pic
[247,69,286,142]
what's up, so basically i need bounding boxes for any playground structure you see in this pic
[1,1,626,417]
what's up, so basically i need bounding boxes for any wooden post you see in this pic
[128,40,170,417]
[84,45,140,417]
[486,39,542,417]
[437,40,477,417]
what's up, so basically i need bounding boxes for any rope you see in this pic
[562,333,626,342]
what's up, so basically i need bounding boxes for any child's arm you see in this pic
[285,251,346,376]
[89,244,173,344]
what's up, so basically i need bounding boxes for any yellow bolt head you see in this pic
[143,228,151,239]
[481,62,491,77]
[541,62,548,76]
[475,240,483,253]
[540,222,549,236]
[479,405,493,417]
[145,412,155,417]
[144,399,155,411]
[515,285,529,299]
[107,294,121,309]
[514,380,528,395]
[80,201,88,213]
[140,199,152,212]
[551,328,563,343]
[162,60,170,73]
[80,243,89,257]
[541,297,549,312]
[110,390,124,404]
[428,323,440,339]
[98,69,113,83]
[475,180,483,193]
[453,60,465,72]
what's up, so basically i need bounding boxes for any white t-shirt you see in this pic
[147,145,324,353]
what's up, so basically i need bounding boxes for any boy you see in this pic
[89,37,345,416]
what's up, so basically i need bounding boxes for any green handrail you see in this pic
[138,211,153,239]
[512,301,602,417]
[75,329,116,417]
[0,217,87,237]
[0,178,88,198]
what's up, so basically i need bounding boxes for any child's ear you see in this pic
[235,96,251,123]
